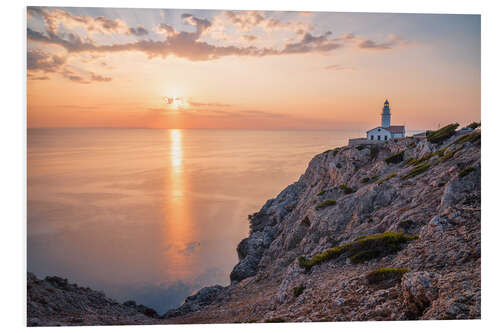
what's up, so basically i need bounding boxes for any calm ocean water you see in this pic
[27,128,361,312]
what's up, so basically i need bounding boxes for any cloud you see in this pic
[149,107,285,119]
[188,100,232,108]
[90,72,112,82]
[28,7,132,37]
[282,31,342,54]
[221,11,311,34]
[60,68,112,84]
[181,13,211,37]
[55,104,97,110]
[27,49,66,73]
[60,69,89,83]
[128,25,148,36]
[27,46,112,83]
[357,34,408,50]
[238,110,286,118]
[242,34,257,42]
[156,23,176,37]
[27,73,50,80]
[324,64,356,71]
[27,8,410,63]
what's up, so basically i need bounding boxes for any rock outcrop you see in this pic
[27,272,159,326]
[165,127,481,323]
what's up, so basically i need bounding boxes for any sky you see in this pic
[27,7,480,130]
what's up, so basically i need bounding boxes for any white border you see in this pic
[3,0,499,332]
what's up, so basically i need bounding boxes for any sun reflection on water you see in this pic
[162,129,195,281]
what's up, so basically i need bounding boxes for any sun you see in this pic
[163,95,188,109]
[173,97,183,109]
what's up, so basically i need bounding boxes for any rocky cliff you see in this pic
[164,126,481,323]
[27,273,160,326]
[28,126,481,325]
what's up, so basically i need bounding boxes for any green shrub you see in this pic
[317,190,326,196]
[405,157,417,165]
[339,184,356,194]
[426,123,459,144]
[438,145,463,163]
[298,232,417,270]
[371,175,380,181]
[264,318,286,323]
[366,267,409,284]
[402,162,430,179]
[315,199,337,210]
[453,132,481,145]
[356,145,366,151]
[293,284,305,298]
[361,177,370,183]
[385,150,405,164]
[458,166,475,178]
[349,250,380,264]
[349,232,418,263]
[370,146,380,160]
[298,244,351,270]
[409,147,447,166]
[333,148,340,156]
[376,173,397,184]
[466,122,480,129]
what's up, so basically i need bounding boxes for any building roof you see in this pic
[366,125,405,134]
[387,125,405,134]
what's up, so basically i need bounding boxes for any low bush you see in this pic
[426,123,459,144]
[438,145,463,163]
[298,232,418,270]
[453,132,481,145]
[385,150,405,164]
[361,177,370,183]
[264,318,286,323]
[376,173,397,184]
[356,145,366,151]
[409,147,446,166]
[458,165,475,178]
[402,162,430,179]
[317,190,326,196]
[293,284,306,298]
[405,157,417,165]
[333,148,340,156]
[466,122,480,129]
[339,184,356,194]
[366,267,409,284]
[315,199,337,210]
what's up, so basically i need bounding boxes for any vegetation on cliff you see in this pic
[298,232,418,270]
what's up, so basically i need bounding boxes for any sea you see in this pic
[27,128,362,313]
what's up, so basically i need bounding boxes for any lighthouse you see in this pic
[349,98,406,145]
[381,99,391,128]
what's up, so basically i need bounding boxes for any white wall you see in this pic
[367,127,392,141]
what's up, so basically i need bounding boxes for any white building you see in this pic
[366,100,405,141]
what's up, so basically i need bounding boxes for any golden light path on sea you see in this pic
[162,129,195,281]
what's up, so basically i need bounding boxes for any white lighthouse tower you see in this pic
[381,99,391,128]
[349,98,405,145]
